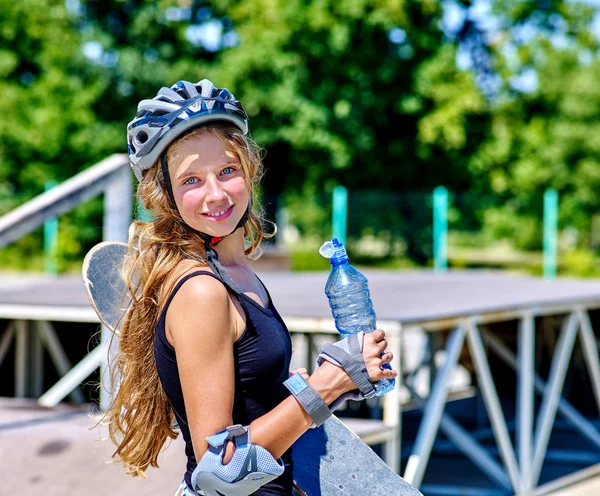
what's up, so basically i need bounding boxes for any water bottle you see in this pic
[319,238,395,395]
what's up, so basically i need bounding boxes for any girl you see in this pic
[103,79,397,495]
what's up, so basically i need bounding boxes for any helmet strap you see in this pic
[160,154,178,210]
[160,153,250,294]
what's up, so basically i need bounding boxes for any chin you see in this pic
[200,225,232,238]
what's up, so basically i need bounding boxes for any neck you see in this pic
[209,229,249,269]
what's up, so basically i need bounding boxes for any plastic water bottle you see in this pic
[319,238,395,396]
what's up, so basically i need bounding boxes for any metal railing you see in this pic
[0,154,131,248]
[0,153,132,410]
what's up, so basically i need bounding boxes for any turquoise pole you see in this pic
[44,180,58,275]
[332,186,348,245]
[136,196,152,222]
[543,188,558,279]
[433,186,448,272]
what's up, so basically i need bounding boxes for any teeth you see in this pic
[205,207,229,217]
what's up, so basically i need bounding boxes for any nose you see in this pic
[204,174,227,203]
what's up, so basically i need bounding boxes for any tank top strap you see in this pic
[253,273,273,302]
[157,270,224,324]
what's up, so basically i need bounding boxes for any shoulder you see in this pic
[162,259,225,310]
[170,269,229,308]
[165,266,235,348]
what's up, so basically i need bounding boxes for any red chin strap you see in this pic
[210,236,223,247]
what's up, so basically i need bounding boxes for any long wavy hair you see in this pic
[101,123,274,477]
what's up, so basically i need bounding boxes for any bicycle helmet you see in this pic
[127,79,248,180]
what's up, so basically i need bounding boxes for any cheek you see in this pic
[179,189,203,213]
[230,178,250,198]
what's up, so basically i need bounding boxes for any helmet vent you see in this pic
[127,79,248,178]
[175,87,189,98]
[136,130,149,144]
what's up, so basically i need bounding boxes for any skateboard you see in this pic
[82,242,421,496]
[82,241,130,334]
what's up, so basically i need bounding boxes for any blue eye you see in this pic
[221,167,234,175]
[184,177,197,185]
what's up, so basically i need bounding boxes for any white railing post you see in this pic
[14,320,28,398]
[382,323,402,474]
[103,165,132,243]
[404,326,466,488]
[100,165,132,410]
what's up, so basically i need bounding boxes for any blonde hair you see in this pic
[101,123,274,476]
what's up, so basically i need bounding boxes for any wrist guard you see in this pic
[284,372,332,427]
[316,332,379,412]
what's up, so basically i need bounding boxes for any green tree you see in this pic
[472,47,600,249]
[0,0,120,266]
[0,0,114,200]
[453,1,600,250]
[205,0,489,261]
[58,0,493,262]
[6,0,600,268]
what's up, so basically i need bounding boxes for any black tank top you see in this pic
[153,270,294,494]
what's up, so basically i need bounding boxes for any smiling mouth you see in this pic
[201,205,234,218]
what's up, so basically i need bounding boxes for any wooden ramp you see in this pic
[0,398,186,496]
[0,397,399,496]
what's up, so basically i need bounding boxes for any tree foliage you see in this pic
[2,0,600,266]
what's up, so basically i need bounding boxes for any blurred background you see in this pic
[4,2,600,495]
[3,0,600,276]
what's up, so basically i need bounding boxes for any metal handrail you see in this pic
[0,152,132,413]
[0,154,130,248]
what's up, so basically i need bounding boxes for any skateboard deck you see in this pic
[82,241,421,496]
[82,241,129,334]
[293,416,421,495]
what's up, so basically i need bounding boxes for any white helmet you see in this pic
[127,79,248,180]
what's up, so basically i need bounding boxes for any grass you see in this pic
[289,243,600,278]
[289,249,330,271]
[288,247,419,272]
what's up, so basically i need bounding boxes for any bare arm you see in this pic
[245,360,360,458]
[168,275,238,461]
[168,276,396,462]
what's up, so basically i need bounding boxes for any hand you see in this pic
[309,330,398,401]
[290,367,309,380]
[361,329,397,384]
